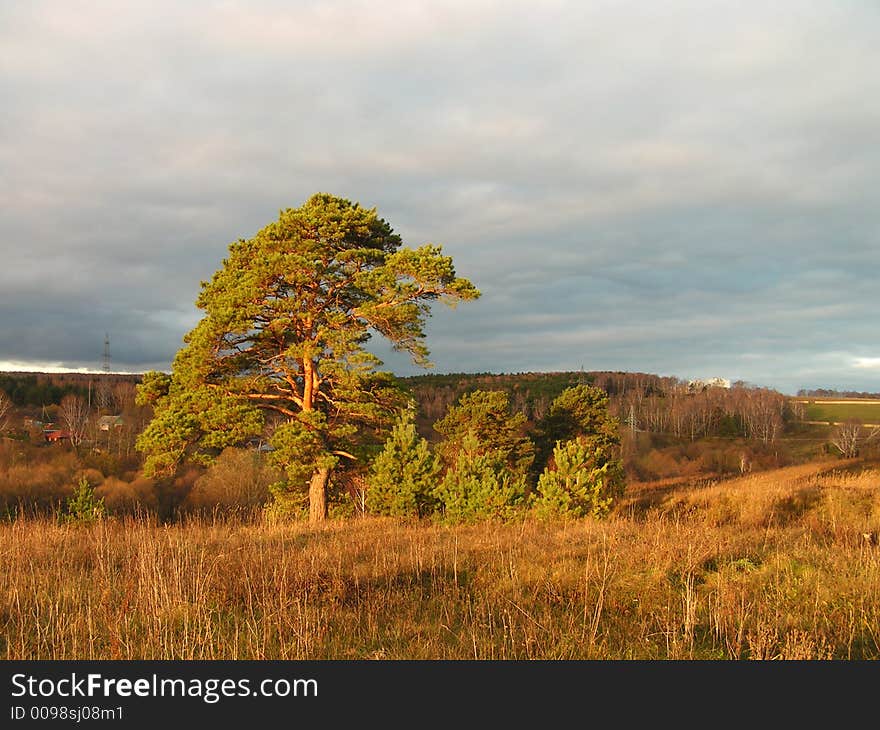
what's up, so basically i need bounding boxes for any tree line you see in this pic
[405,371,802,445]
[797,388,880,399]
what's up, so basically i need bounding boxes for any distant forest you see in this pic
[401,370,801,445]
[0,369,807,445]
[0,372,140,409]
[797,388,880,399]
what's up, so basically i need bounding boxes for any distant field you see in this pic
[796,399,880,425]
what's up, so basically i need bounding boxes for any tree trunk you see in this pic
[309,467,330,525]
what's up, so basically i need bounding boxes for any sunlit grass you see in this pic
[2,460,879,659]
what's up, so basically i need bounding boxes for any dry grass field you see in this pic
[2,459,879,660]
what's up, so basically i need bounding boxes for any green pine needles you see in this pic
[530,437,625,519]
[433,432,526,523]
[64,475,106,525]
[364,386,625,524]
[367,411,440,518]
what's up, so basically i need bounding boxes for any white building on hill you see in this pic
[688,377,731,391]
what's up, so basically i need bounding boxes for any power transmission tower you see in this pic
[103,333,111,373]
[96,333,113,411]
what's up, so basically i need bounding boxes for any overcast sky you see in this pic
[1,1,878,394]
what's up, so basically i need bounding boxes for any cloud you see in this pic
[1,0,878,393]
[854,358,880,370]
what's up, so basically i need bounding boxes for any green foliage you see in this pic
[529,385,625,519]
[135,385,263,476]
[402,371,585,415]
[433,433,525,523]
[135,371,171,407]
[538,384,619,447]
[264,481,310,522]
[530,438,624,520]
[367,411,440,518]
[64,475,106,524]
[268,411,339,486]
[136,193,479,520]
[532,384,620,483]
[434,390,534,482]
[0,373,89,408]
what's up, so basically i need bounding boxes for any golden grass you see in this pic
[3,460,880,660]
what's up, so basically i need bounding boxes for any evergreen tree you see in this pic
[64,475,106,524]
[530,437,624,519]
[531,384,620,483]
[434,390,534,483]
[433,433,525,523]
[367,411,440,518]
[136,193,478,523]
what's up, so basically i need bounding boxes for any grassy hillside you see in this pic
[3,459,879,660]
[799,399,880,425]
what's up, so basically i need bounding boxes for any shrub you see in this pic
[187,447,279,513]
[433,433,525,523]
[63,475,106,524]
[0,447,81,515]
[95,476,158,515]
[367,413,440,518]
[530,438,624,520]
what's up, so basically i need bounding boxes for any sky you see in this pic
[1,0,878,395]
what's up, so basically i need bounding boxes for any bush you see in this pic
[186,448,279,513]
[433,434,525,523]
[530,438,624,520]
[63,475,106,524]
[0,447,81,515]
[367,413,440,518]
[95,476,158,515]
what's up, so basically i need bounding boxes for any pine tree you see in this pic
[433,433,525,523]
[64,475,106,524]
[136,193,478,523]
[367,411,440,518]
[531,384,622,485]
[531,438,624,519]
[434,390,534,483]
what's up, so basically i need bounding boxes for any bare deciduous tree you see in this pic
[831,419,863,459]
[111,381,136,414]
[94,378,113,411]
[58,394,91,447]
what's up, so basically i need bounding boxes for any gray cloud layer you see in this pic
[1,1,878,393]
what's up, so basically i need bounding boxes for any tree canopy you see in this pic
[529,385,625,518]
[136,193,479,522]
[530,384,619,481]
[434,390,535,481]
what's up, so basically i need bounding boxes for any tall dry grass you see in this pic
[2,460,879,659]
